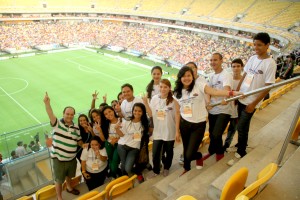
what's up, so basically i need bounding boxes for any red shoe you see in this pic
[216,154,224,161]
[137,175,144,183]
[202,153,211,161]
[196,158,203,169]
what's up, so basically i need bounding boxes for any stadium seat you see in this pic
[220,167,249,200]
[108,174,137,199]
[235,195,249,200]
[176,195,197,200]
[62,175,82,190]
[16,196,33,200]
[35,185,56,200]
[77,190,99,200]
[88,190,106,200]
[105,175,129,199]
[291,118,300,141]
[236,163,278,199]
[148,140,153,151]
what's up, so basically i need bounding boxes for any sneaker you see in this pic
[196,158,203,169]
[179,154,184,165]
[202,153,211,161]
[235,152,242,159]
[146,171,158,180]
[227,159,235,166]
[179,170,188,177]
[137,175,145,183]
[226,146,238,153]
[163,169,169,177]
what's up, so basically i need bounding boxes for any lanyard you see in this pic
[250,60,263,74]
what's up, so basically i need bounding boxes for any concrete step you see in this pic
[255,147,300,200]
[168,153,234,194]
[35,158,53,181]
[208,141,298,200]
[163,150,240,200]
[28,169,38,186]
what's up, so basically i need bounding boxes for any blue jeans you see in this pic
[236,101,256,157]
[224,118,238,148]
[117,144,139,176]
[152,140,175,174]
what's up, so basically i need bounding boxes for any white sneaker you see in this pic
[226,146,238,153]
[234,152,242,159]
[179,154,184,165]
[227,159,235,166]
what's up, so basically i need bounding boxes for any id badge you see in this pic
[182,103,192,117]
[244,74,254,89]
[92,162,99,171]
[133,132,142,141]
[157,109,165,121]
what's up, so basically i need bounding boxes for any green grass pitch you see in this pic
[0,49,178,158]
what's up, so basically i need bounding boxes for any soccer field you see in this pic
[0,49,177,158]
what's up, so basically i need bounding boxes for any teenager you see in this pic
[173,66,241,175]
[205,53,233,162]
[76,114,95,162]
[81,136,108,191]
[116,103,149,177]
[235,32,276,159]
[115,83,143,121]
[146,66,163,99]
[143,79,180,178]
[101,106,121,178]
[89,108,106,142]
[223,58,244,151]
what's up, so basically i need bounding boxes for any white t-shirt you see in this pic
[107,119,121,142]
[239,55,276,108]
[150,95,176,141]
[173,82,207,123]
[231,79,240,118]
[196,75,207,85]
[121,97,143,120]
[118,120,143,149]
[208,70,233,115]
[151,84,160,99]
[80,148,108,173]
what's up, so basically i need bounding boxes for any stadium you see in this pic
[0,0,299,199]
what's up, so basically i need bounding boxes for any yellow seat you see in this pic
[291,118,300,141]
[236,163,278,199]
[148,140,153,151]
[35,185,56,200]
[105,175,129,199]
[88,190,106,200]
[235,195,249,200]
[62,175,82,190]
[17,196,33,200]
[176,195,197,200]
[77,190,99,200]
[220,167,249,200]
[108,175,137,199]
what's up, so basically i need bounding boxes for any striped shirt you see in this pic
[50,118,82,161]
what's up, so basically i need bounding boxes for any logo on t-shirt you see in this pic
[193,93,199,96]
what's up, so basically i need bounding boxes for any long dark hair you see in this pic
[146,66,163,99]
[160,79,173,106]
[173,66,195,99]
[89,108,101,124]
[78,114,91,134]
[131,103,149,135]
[88,136,105,150]
[100,106,118,139]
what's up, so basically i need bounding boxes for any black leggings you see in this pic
[180,117,206,171]
[84,168,108,191]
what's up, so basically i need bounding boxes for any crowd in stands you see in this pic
[0,21,255,72]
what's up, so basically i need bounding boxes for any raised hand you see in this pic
[92,90,99,100]
[43,92,50,105]
[103,93,107,103]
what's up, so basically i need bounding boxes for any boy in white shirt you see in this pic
[235,32,276,158]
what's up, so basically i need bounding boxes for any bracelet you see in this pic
[229,90,234,96]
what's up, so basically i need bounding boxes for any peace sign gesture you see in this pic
[92,90,99,100]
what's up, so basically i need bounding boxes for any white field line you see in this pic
[0,86,42,124]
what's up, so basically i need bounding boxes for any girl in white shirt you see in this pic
[116,103,149,176]
[81,136,108,191]
[143,79,180,178]
[89,109,106,142]
[173,66,241,174]
[146,66,163,100]
[101,106,121,178]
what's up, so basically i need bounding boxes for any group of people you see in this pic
[0,21,255,72]
[43,32,278,200]
[9,138,42,160]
